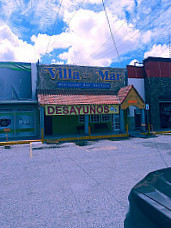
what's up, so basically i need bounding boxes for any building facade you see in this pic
[0,62,39,140]
[37,64,145,138]
[2,57,169,141]
[127,57,171,131]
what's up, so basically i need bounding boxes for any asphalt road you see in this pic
[0,134,171,228]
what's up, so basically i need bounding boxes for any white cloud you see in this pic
[61,9,141,66]
[108,0,136,19]
[0,0,63,31]
[0,0,25,19]
[51,59,64,65]
[0,23,72,63]
[141,30,152,44]
[129,59,139,66]
[0,5,143,66]
[0,0,169,66]
[144,44,169,59]
[0,24,40,62]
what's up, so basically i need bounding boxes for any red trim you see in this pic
[144,61,171,78]
[127,100,137,104]
[127,66,144,79]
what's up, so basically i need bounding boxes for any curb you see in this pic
[0,131,170,146]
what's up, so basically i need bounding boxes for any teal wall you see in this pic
[0,105,39,139]
[128,117,135,130]
[90,122,112,133]
[51,115,113,135]
[52,115,78,135]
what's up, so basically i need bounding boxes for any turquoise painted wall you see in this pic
[52,115,78,135]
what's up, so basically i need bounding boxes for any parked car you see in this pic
[124,168,171,228]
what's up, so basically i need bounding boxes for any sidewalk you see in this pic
[0,129,171,145]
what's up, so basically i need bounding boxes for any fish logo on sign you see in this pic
[110,106,118,112]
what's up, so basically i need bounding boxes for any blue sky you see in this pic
[0,0,170,67]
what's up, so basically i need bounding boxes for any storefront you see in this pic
[37,64,145,138]
[0,62,39,140]
[127,57,171,131]
[0,103,39,139]
[143,57,171,130]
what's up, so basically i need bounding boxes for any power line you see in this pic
[45,0,64,55]
[85,0,155,60]
[47,0,87,56]
[93,5,171,60]
[111,0,155,38]
[169,35,171,58]
[67,0,87,26]
[117,7,170,50]
[101,0,120,61]
[86,0,166,62]
[152,138,169,168]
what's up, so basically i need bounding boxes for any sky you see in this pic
[0,0,170,68]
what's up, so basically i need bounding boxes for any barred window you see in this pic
[78,115,85,123]
[90,115,100,122]
[115,117,120,130]
[101,114,110,122]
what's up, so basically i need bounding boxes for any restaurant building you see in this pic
[37,64,145,138]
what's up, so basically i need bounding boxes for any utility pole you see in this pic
[169,35,171,58]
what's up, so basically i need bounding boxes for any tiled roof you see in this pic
[117,85,133,103]
[38,85,136,106]
[37,89,116,95]
[38,94,120,105]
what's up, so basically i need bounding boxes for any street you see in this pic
[0,135,171,228]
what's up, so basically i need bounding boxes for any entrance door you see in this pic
[134,109,141,129]
[135,113,141,128]
[44,115,52,135]
[160,103,171,128]
[112,115,120,131]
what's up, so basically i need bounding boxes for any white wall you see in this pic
[128,78,145,101]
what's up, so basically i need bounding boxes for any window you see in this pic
[0,109,12,112]
[90,115,100,122]
[17,108,32,111]
[78,115,85,123]
[115,117,120,130]
[101,114,110,122]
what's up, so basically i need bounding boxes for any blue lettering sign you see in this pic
[57,82,111,89]
[41,67,58,79]
[95,70,122,81]
[41,67,123,82]
[95,70,109,81]
[41,67,80,80]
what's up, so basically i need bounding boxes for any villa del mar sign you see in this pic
[40,65,125,91]
[41,67,123,81]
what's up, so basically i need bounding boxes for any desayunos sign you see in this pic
[45,105,119,116]
[41,67,123,82]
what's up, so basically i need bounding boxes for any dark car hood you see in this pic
[124,168,171,228]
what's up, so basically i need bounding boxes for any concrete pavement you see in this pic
[0,135,171,228]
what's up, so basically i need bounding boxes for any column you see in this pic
[40,106,44,140]
[141,109,146,131]
[120,108,125,132]
[84,115,89,134]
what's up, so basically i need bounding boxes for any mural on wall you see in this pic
[0,62,32,99]
[0,118,11,127]
[38,65,126,92]
[0,114,14,136]
[16,113,35,136]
